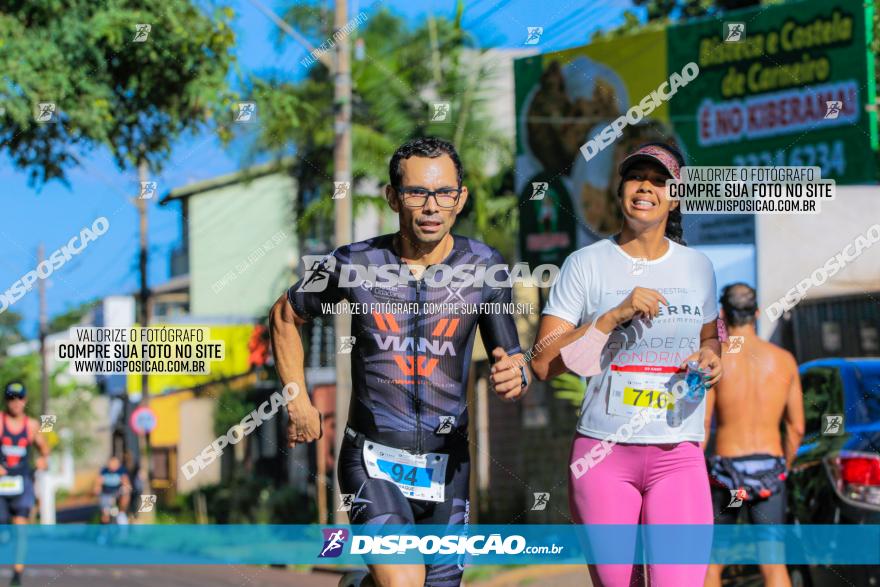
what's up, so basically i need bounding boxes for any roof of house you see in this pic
[148,273,191,295]
[159,159,294,205]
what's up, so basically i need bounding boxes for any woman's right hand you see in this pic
[607,287,669,325]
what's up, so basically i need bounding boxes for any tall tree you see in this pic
[47,299,101,334]
[250,2,518,258]
[0,311,25,357]
[0,0,237,184]
[633,0,761,21]
[593,0,762,40]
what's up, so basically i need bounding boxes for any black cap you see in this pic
[4,382,26,399]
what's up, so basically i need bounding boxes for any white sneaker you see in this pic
[337,571,368,587]
[116,512,129,525]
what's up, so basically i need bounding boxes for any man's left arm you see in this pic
[478,258,529,401]
[783,355,805,470]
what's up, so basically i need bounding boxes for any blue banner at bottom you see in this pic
[0,525,876,565]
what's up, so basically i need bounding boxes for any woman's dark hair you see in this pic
[617,141,687,246]
[389,137,463,188]
[720,282,758,327]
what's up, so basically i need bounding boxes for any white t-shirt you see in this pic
[543,237,719,444]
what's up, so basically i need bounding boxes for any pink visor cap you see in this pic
[618,144,682,180]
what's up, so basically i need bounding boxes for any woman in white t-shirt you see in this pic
[531,143,722,587]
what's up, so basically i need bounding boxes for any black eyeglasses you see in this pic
[395,186,462,209]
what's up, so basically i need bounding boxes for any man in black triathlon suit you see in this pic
[270,137,531,587]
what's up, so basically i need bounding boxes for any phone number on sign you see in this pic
[732,140,845,176]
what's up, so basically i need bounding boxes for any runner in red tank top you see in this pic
[0,383,50,587]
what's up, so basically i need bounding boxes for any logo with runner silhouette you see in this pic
[319,528,349,558]
[431,102,451,122]
[338,336,356,354]
[531,492,550,511]
[529,182,548,200]
[337,494,354,512]
[723,22,745,42]
[727,488,747,508]
[631,257,647,276]
[35,102,56,123]
[525,27,544,45]
[133,24,152,42]
[298,255,336,293]
[727,335,744,353]
[139,181,158,200]
[332,182,350,200]
[234,102,257,123]
[824,101,843,120]
[436,416,456,435]
[822,414,844,436]
[138,495,157,513]
[39,415,56,433]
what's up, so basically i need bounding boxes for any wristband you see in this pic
[560,318,610,377]
[716,318,728,342]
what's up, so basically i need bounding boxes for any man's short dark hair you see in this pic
[389,137,463,188]
[720,282,758,327]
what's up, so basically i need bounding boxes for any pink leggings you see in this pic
[568,434,712,587]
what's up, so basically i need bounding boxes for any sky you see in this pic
[1,0,640,338]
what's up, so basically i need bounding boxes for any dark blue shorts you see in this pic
[338,435,470,587]
[0,477,35,521]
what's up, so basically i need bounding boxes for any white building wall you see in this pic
[755,186,880,338]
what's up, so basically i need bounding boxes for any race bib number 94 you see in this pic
[363,441,448,503]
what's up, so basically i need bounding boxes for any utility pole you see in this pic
[135,154,153,518]
[248,0,352,524]
[332,0,353,525]
[38,244,49,417]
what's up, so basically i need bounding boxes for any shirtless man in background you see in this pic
[704,283,805,587]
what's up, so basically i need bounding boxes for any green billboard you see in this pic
[515,0,877,264]
[670,0,878,181]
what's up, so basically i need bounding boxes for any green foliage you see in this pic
[633,0,761,21]
[0,353,97,459]
[47,299,100,334]
[0,311,24,356]
[594,0,763,41]
[251,4,518,258]
[550,373,588,408]
[212,385,252,438]
[174,474,316,524]
[0,0,237,184]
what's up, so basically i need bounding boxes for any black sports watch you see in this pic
[519,365,529,389]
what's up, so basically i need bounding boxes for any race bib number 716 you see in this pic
[608,364,681,418]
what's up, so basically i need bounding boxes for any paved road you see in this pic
[0,566,340,587]
[0,565,594,587]
[466,566,591,587]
